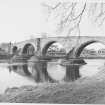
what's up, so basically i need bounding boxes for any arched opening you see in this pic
[12,46,18,54]
[42,41,56,56]
[42,41,66,56]
[22,43,35,56]
[76,41,105,77]
[75,40,99,57]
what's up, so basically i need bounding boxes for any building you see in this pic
[98,49,105,55]
[0,43,11,54]
[47,44,66,56]
[81,48,97,57]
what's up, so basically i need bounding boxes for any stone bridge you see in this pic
[7,36,105,82]
[11,36,105,58]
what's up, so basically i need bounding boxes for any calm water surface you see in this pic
[0,59,105,94]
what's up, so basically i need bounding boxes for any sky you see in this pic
[1,0,105,44]
[0,0,41,43]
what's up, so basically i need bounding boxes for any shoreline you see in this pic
[0,76,105,104]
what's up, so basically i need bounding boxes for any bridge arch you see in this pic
[22,43,35,55]
[42,41,66,56]
[12,46,18,54]
[75,40,105,57]
[42,41,57,55]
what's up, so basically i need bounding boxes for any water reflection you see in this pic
[0,64,36,94]
[9,62,55,83]
[80,59,105,77]
[8,60,81,84]
[64,65,80,81]
[8,59,105,82]
[47,62,66,81]
[0,59,105,94]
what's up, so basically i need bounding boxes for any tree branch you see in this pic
[42,2,61,12]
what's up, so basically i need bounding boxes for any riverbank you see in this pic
[0,74,105,104]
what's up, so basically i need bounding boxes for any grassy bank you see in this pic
[0,75,105,104]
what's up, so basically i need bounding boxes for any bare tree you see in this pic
[42,2,86,36]
[42,2,105,36]
[88,3,105,26]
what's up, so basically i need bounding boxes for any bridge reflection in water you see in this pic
[0,58,104,94]
[8,59,83,83]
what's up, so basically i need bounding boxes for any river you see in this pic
[0,59,105,94]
